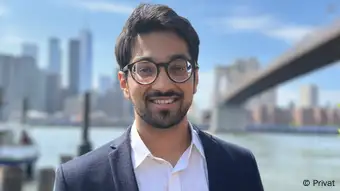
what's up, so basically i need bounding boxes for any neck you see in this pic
[134,115,191,166]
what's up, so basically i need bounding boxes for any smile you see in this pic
[150,99,176,104]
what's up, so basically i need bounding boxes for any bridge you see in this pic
[210,20,340,132]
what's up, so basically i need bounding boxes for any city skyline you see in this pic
[1,0,340,110]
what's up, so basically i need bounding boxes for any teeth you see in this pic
[152,99,175,104]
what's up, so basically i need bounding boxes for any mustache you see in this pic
[146,90,183,99]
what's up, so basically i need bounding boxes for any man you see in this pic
[54,3,264,191]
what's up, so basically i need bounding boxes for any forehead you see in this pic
[131,31,190,62]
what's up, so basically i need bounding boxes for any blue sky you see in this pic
[1,0,340,110]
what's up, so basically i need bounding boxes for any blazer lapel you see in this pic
[108,127,139,191]
[196,128,237,191]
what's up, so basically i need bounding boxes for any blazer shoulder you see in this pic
[59,129,129,177]
[54,141,115,191]
[53,126,132,191]
[58,141,112,181]
[202,131,257,162]
[202,131,264,190]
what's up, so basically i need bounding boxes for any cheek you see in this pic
[129,85,148,103]
[181,83,194,99]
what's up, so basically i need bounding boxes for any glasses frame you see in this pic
[122,58,199,85]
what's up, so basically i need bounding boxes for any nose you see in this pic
[152,68,174,91]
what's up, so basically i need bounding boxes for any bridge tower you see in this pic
[212,66,229,107]
[209,64,250,133]
[209,104,249,133]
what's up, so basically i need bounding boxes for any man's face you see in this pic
[118,31,199,129]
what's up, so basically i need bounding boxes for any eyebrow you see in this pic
[131,54,191,64]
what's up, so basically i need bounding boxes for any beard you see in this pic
[133,91,192,129]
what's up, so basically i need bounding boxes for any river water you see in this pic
[29,126,340,191]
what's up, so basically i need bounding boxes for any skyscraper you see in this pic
[300,84,319,108]
[46,38,62,113]
[68,39,80,96]
[99,75,112,94]
[113,66,120,91]
[0,55,15,119]
[22,43,38,61]
[48,38,62,74]
[79,29,93,93]
[21,43,46,112]
[0,55,44,117]
[45,73,61,114]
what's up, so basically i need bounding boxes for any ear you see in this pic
[118,71,131,100]
[193,69,199,94]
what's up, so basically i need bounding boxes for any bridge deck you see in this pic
[224,20,340,105]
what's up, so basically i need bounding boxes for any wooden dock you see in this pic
[0,166,54,191]
[0,154,74,191]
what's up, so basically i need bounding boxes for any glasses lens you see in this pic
[131,61,157,84]
[168,59,192,82]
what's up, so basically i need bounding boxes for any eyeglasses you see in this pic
[122,58,198,85]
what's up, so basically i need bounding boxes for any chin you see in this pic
[150,116,187,130]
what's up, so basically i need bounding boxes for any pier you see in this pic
[0,154,73,191]
[0,92,91,191]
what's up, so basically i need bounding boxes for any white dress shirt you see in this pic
[130,121,209,191]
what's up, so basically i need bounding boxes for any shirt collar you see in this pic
[130,121,205,169]
[130,122,151,168]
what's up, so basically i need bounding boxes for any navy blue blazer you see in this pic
[54,126,264,191]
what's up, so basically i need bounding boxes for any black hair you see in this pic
[115,3,200,71]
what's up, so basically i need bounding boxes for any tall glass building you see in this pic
[48,38,61,74]
[79,29,93,93]
[68,39,80,96]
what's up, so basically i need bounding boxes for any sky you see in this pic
[1,0,340,110]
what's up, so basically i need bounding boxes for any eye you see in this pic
[169,59,191,76]
[133,61,156,77]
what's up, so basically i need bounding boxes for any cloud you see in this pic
[0,34,25,45]
[228,5,256,16]
[0,34,24,56]
[221,15,277,31]
[266,24,315,44]
[209,6,316,44]
[74,0,134,14]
